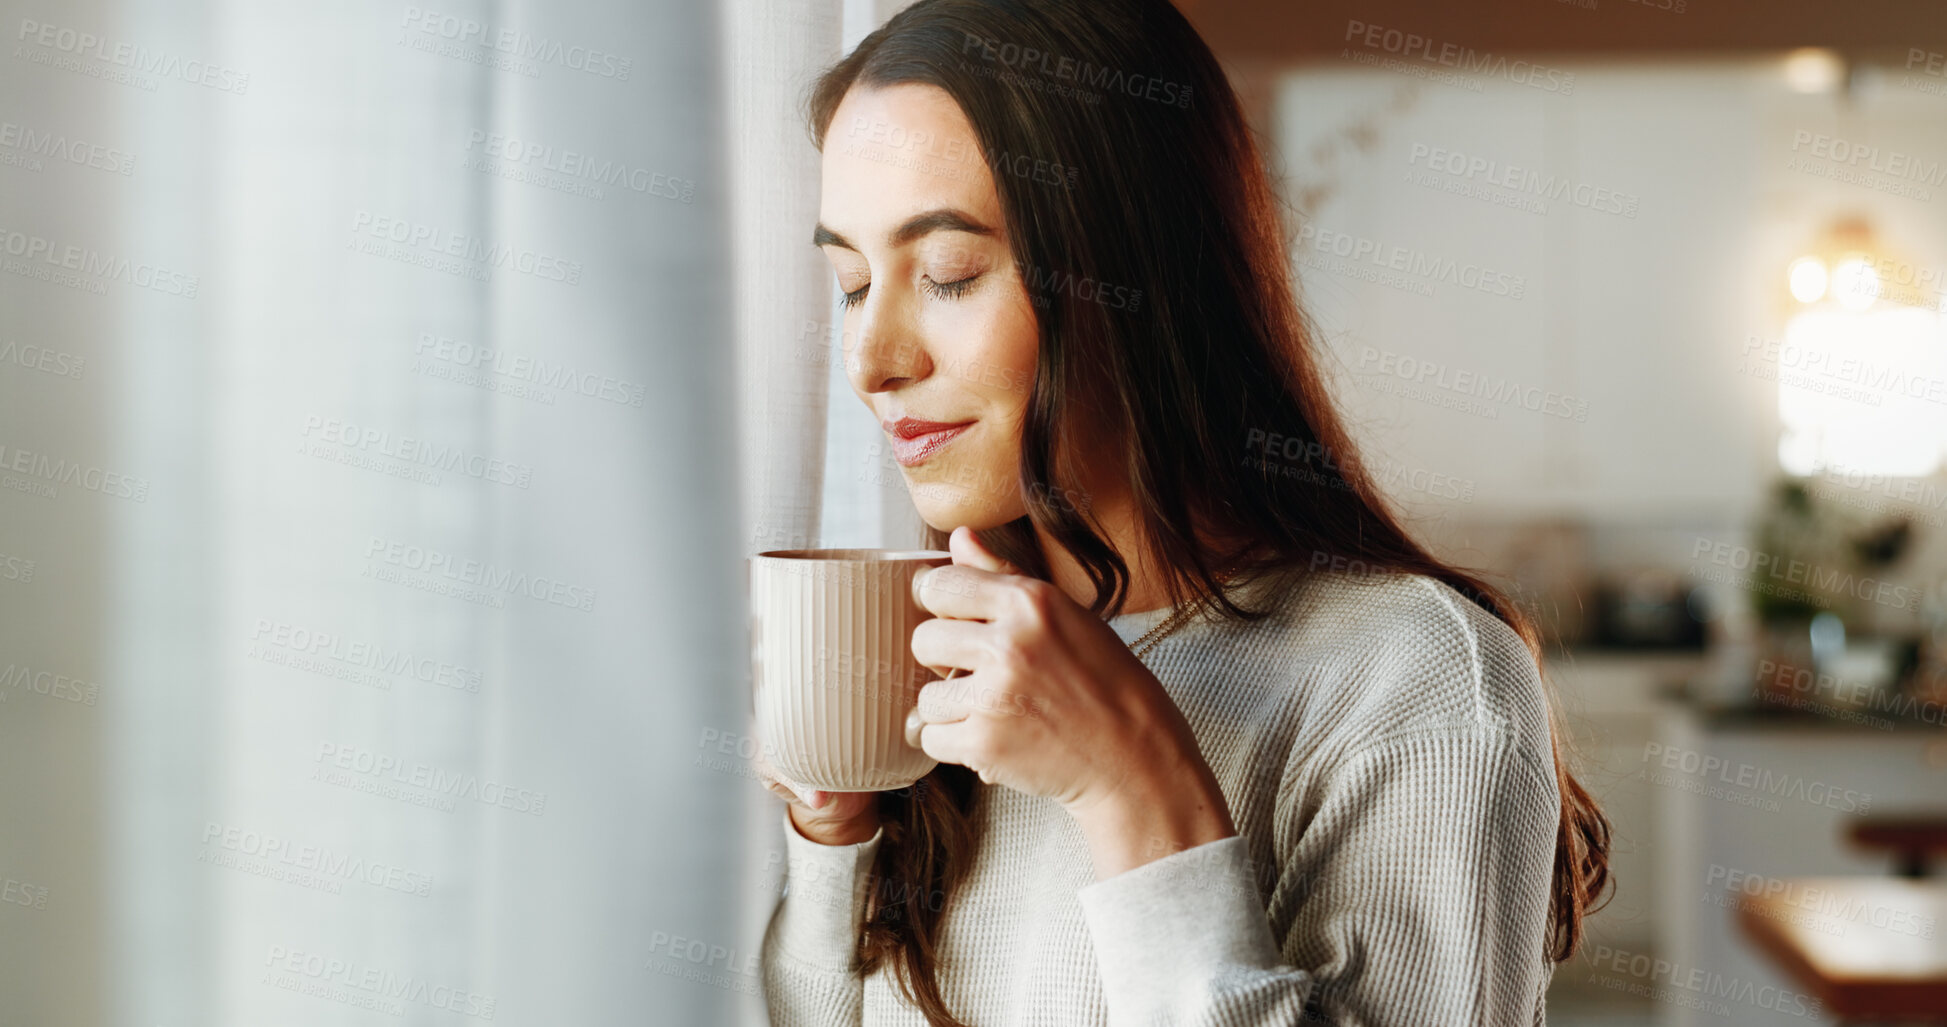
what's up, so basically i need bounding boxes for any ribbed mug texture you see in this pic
[751,549,952,791]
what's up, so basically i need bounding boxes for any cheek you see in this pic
[923,286,1037,414]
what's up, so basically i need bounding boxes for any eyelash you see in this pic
[840,274,980,309]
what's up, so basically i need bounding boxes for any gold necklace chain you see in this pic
[1128,591,1215,662]
[1126,562,1244,661]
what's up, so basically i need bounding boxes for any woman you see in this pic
[756,1,1611,1024]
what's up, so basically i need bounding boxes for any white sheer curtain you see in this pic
[2,0,753,1023]
[729,0,925,562]
[722,0,918,1021]
[815,0,931,552]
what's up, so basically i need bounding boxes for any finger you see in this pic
[776,775,828,810]
[913,562,1015,621]
[915,674,981,726]
[910,616,991,677]
[752,752,824,810]
[951,524,1020,575]
[911,716,984,777]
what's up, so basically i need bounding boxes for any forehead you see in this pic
[819,83,1000,250]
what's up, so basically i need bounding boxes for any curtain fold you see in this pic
[816,0,929,552]
[721,3,846,1023]
[729,0,844,561]
[3,1,748,1023]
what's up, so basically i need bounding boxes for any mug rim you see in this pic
[754,548,951,562]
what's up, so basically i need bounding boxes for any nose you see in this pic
[843,287,930,396]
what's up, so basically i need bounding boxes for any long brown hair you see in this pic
[804,2,1611,1023]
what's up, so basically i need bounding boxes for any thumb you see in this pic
[950,525,1019,575]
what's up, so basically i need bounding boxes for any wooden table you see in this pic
[1735,877,1947,1023]
[1850,817,1947,878]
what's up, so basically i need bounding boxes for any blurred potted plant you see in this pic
[1746,477,1915,711]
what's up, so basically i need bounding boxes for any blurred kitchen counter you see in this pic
[1642,669,1947,1026]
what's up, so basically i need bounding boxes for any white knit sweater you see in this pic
[760,569,1561,1026]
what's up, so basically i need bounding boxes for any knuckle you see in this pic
[963,726,995,766]
[989,631,1027,667]
[1013,579,1057,622]
[939,567,978,599]
[932,566,961,594]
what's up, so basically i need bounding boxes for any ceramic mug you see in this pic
[749,548,953,791]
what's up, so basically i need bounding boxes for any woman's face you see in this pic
[816,83,1039,533]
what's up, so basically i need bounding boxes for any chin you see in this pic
[908,479,1022,535]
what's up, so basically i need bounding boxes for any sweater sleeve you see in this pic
[760,806,884,1027]
[1075,723,1558,1026]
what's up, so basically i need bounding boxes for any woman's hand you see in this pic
[905,526,1235,876]
[753,747,882,847]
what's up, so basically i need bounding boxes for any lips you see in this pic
[883,416,975,467]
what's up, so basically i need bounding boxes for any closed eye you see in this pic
[923,273,980,300]
[839,273,981,309]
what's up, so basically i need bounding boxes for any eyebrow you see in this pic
[812,207,995,251]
